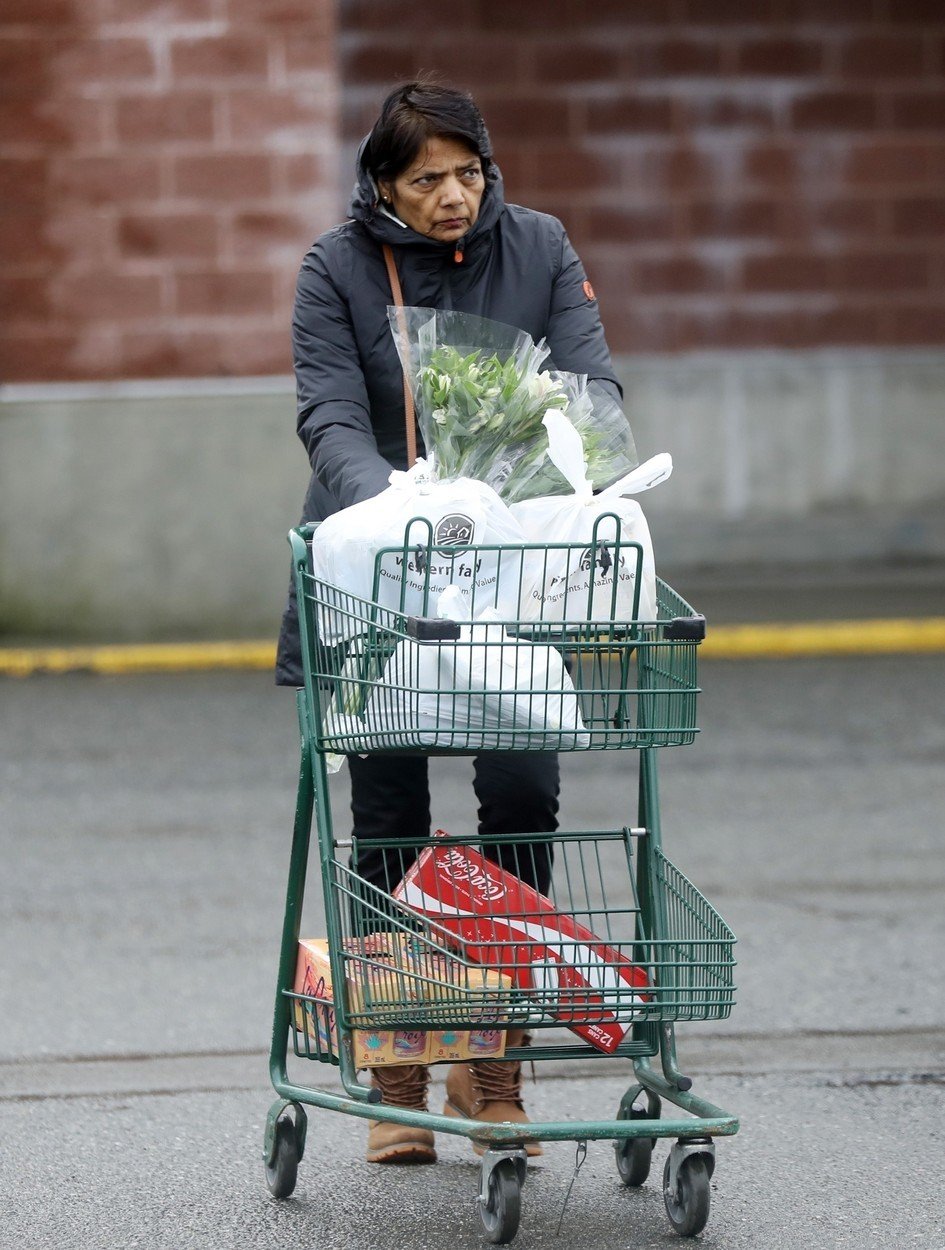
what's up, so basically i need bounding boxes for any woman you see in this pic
[276,80,623,1165]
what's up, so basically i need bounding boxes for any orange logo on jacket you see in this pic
[583,280,596,301]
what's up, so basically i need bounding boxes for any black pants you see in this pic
[348,751,559,899]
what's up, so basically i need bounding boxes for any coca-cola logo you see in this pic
[439,848,506,902]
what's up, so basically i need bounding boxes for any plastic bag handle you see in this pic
[382,244,418,469]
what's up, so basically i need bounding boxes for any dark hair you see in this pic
[364,80,494,184]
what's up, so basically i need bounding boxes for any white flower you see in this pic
[432,408,448,425]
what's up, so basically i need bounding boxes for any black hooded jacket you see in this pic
[276,145,622,685]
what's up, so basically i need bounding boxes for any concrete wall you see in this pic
[2,347,943,641]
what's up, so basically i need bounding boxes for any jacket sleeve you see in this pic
[292,239,394,509]
[546,227,623,404]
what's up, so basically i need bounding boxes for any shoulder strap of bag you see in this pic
[382,243,417,469]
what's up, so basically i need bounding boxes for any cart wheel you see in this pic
[615,1100,657,1187]
[265,1113,299,1199]
[662,1153,711,1237]
[478,1159,522,1245]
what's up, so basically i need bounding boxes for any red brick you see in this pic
[227,211,319,258]
[215,326,293,374]
[174,270,275,315]
[225,90,335,144]
[583,203,677,242]
[173,153,274,200]
[115,93,215,144]
[583,95,676,137]
[0,213,64,269]
[0,0,75,23]
[276,152,335,196]
[0,99,63,149]
[833,250,931,292]
[52,272,163,318]
[633,253,728,296]
[790,92,879,131]
[0,37,47,97]
[630,37,723,78]
[682,0,784,21]
[97,0,216,19]
[574,0,672,22]
[688,199,780,239]
[52,37,156,86]
[0,276,51,319]
[340,0,454,30]
[844,140,935,185]
[640,144,729,194]
[887,302,945,344]
[891,196,945,238]
[118,212,219,260]
[741,142,798,187]
[42,209,116,267]
[118,329,222,378]
[782,0,880,20]
[49,155,161,205]
[282,31,338,75]
[740,252,832,292]
[525,146,614,194]
[780,198,882,241]
[837,34,927,78]
[891,91,945,131]
[530,41,625,84]
[226,0,337,24]
[171,36,270,82]
[806,305,885,347]
[0,97,108,152]
[474,96,573,144]
[0,332,94,383]
[885,0,945,23]
[735,38,824,76]
[476,0,583,30]
[682,91,778,130]
[0,157,48,207]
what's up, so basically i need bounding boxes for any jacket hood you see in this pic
[348,133,506,254]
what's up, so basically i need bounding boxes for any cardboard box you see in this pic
[394,834,650,1054]
[294,936,430,1066]
[293,932,511,1066]
[428,1028,506,1063]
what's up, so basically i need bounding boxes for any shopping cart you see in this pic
[263,520,738,1243]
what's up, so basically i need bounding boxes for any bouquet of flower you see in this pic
[388,307,639,503]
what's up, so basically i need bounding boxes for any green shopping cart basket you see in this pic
[264,522,738,1244]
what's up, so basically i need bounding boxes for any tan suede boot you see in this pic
[443,1030,543,1157]
[366,1064,436,1164]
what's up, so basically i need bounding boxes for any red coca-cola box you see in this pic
[393,833,650,1053]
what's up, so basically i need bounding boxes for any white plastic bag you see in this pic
[309,461,527,644]
[323,587,590,753]
[510,411,670,624]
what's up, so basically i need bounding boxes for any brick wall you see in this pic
[341,0,945,354]
[0,0,338,382]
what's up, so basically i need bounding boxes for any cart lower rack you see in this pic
[264,528,739,1244]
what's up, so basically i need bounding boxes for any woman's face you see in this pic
[379,135,485,243]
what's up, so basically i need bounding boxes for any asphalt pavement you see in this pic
[1,568,944,1249]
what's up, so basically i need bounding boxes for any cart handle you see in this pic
[406,616,463,642]
[663,615,706,641]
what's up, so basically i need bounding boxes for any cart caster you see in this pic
[263,1101,306,1199]
[477,1149,527,1245]
[615,1089,661,1187]
[662,1140,714,1237]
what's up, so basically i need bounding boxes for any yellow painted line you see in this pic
[701,617,945,659]
[1,619,944,677]
[0,640,277,677]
